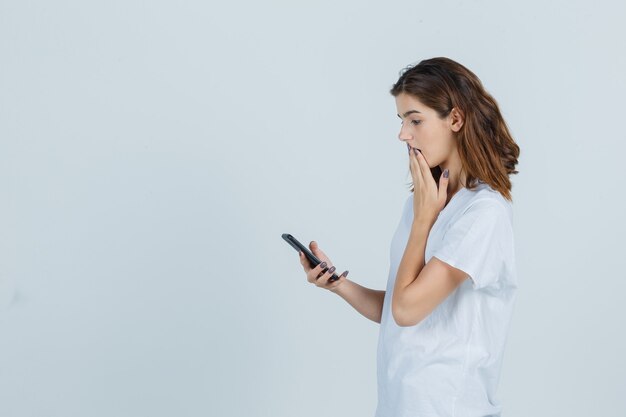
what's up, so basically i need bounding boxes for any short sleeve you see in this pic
[431,199,513,290]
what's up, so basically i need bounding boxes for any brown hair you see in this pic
[390,57,520,202]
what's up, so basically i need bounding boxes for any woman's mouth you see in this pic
[406,143,422,153]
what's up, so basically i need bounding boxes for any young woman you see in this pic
[298,57,520,417]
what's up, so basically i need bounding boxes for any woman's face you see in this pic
[395,92,458,169]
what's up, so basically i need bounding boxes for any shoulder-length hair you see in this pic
[390,57,520,202]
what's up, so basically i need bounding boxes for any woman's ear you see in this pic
[449,107,464,132]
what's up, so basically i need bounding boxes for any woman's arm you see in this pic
[331,279,385,324]
[392,220,467,327]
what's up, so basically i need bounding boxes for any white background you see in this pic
[1,1,625,416]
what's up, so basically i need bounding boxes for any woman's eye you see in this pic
[411,120,421,126]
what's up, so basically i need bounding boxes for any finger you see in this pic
[328,270,349,290]
[308,261,329,283]
[438,169,450,207]
[309,241,330,263]
[299,251,312,270]
[324,267,345,286]
[315,266,327,280]
[299,251,312,269]
[315,265,333,285]
[322,266,339,285]
[316,266,336,287]
[414,149,432,185]
[410,148,423,186]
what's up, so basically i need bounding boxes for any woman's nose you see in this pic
[398,126,412,141]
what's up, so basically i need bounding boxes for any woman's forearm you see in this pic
[331,279,385,324]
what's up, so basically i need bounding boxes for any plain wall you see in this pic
[1,1,625,416]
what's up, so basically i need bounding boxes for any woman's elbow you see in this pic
[392,300,425,327]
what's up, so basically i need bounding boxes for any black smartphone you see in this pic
[282,233,339,282]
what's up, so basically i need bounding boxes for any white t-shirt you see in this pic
[375,182,518,417]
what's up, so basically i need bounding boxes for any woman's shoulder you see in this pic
[463,181,513,219]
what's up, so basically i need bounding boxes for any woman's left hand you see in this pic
[408,145,450,224]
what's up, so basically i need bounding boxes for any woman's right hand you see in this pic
[299,241,349,292]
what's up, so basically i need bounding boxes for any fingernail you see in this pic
[328,266,336,274]
[320,261,327,269]
[340,270,349,278]
[443,169,449,178]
